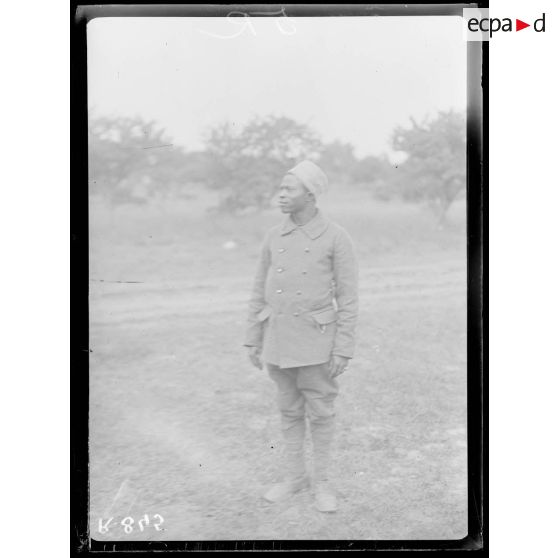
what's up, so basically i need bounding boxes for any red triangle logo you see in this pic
[516,19,530,31]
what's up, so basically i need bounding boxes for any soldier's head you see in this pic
[278,174,315,214]
[278,160,328,214]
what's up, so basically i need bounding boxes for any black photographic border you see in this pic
[71,2,486,553]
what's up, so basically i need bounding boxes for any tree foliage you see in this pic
[352,154,397,200]
[392,110,466,222]
[89,116,195,204]
[88,111,467,219]
[317,140,358,184]
[204,115,323,211]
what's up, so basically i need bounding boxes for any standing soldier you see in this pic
[244,160,359,513]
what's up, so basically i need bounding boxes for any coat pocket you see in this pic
[310,307,337,333]
[256,306,272,322]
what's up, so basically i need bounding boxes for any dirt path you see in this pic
[89,257,467,541]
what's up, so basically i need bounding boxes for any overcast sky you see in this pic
[87,15,466,160]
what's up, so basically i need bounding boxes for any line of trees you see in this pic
[89,111,465,222]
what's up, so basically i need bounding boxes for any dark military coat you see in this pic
[244,210,358,368]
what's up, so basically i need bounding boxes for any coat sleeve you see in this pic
[332,228,359,359]
[243,231,272,348]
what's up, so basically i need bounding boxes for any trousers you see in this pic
[267,362,339,483]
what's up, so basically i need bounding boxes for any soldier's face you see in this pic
[277,174,312,213]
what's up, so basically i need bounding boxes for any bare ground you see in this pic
[89,197,468,541]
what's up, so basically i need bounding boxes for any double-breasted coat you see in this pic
[244,210,359,368]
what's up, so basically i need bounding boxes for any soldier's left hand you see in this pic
[329,355,350,378]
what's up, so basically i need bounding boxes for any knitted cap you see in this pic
[286,160,328,197]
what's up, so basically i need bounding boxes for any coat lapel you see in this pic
[280,210,329,240]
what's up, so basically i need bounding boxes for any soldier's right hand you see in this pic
[248,346,263,370]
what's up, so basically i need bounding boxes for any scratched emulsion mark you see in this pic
[198,8,296,39]
[103,477,138,520]
[142,144,174,150]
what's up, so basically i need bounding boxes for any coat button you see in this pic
[276,289,283,294]
[277,268,284,273]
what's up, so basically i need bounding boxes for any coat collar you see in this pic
[280,209,329,240]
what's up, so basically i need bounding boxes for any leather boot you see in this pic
[311,417,338,513]
[262,475,309,503]
[263,417,308,503]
